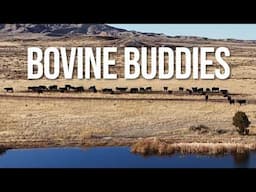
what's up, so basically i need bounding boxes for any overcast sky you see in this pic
[109,24,256,40]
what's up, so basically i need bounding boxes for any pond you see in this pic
[0,147,255,168]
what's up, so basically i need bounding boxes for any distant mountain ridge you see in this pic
[0,24,127,37]
[0,24,255,44]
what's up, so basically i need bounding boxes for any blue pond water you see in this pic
[0,147,255,168]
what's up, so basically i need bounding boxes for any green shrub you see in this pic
[232,111,251,135]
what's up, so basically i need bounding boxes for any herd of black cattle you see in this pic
[3,85,247,105]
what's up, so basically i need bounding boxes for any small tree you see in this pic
[233,111,251,135]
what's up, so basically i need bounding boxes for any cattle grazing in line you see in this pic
[237,99,246,106]
[89,86,97,93]
[102,88,113,94]
[192,87,198,93]
[49,85,58,91]
[229,99,235,105]
[168,90,173,94]
[130,88,139,93]
[163,87,168,92]
[179,87,184,92]
[186,89,192,94]
[4,87,14,93]
[220,89,228,95]
[139,87,145,92]
[205,95,209,102]
[116,87,128,92]
[146,87,152,92]
[212,87,220,93]
[206,88,211,93]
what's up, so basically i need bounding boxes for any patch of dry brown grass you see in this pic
[131,138,256,156]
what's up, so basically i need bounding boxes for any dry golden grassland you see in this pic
[0,80,256,152]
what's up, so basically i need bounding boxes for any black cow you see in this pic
[65,85,72,90]
[69,86,77,91]
[89,86,97,93]
[198,88,204,94]
[75,86,85,92]
[102,88,113,94]
[206,88,211,93]
[163,87,168,92]
[39,85,48,90]
[168,90,173,94]
[28,86,38,92]
[31,86,44,94]
[4,87,13,92]
[205,95,209,102]
[186,89,192,94]
[237,99,246,105]
[28,86,43,93]
[192,87,198,93]
[227,96,232,101]
[140,87,145,92]
[116,87,128,92]
[229,99,235,105]
[27,86,33,91]
[220,89,228,95]
[179,87,184,92]
[146,87,152,92]
[37,89,43,94]
[212,87,219,93]
[59,87,67,93]
[130,88,139,93]
[49,85,58,91]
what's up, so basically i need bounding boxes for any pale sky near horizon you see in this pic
[109,24,256,40]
